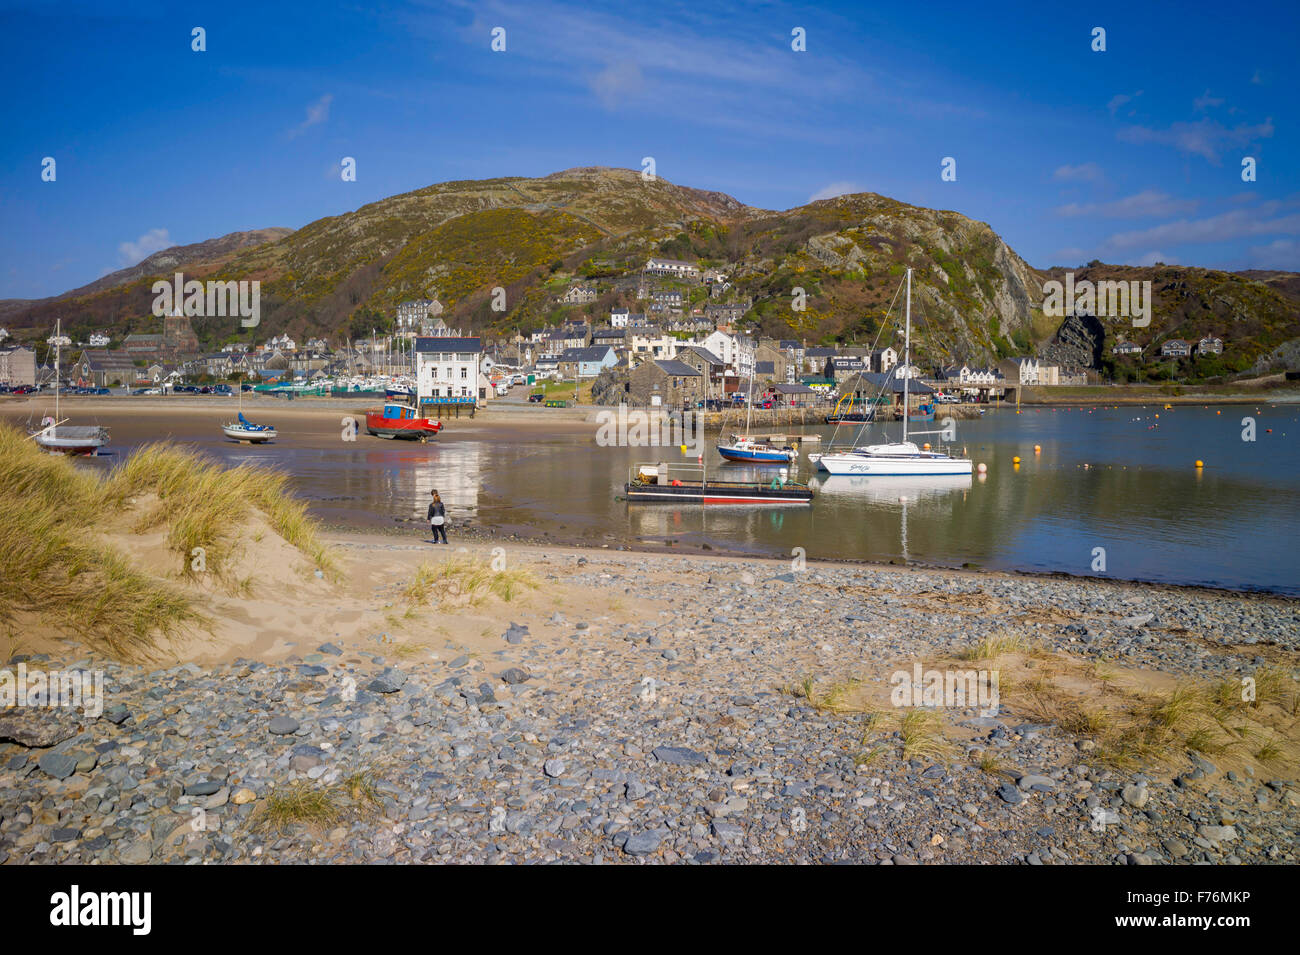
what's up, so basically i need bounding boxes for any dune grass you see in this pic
[254,771,384,834]
[0,424,337,659]
[402,554,539,609]
[105,442,337,585]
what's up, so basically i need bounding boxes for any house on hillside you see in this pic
[1196,336,1224,355]
[629,358,704,408]
[644,257,700,281]
[560,285,597,305]
[1112,340,1143,356]
[557,345,618,379]
[1160,339,1191,358]
[675,345,727,399]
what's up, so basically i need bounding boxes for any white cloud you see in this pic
[117,228,172,266]
[1055,190,1199,219]
[288,94,333,138]
[587,61,645,110]
[1246,239,1299,270]
[1193,89,1225,112]
[1103,207,1300,251]
[1117,118,1274,164]
[1107,90,1142,114]
[808,181,865,202]
[1052,162,1104,183]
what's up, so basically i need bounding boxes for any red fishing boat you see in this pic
[364,401,443,440]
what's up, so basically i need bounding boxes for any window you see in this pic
[460,367,467,379]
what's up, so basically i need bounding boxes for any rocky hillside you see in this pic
[3,168,1297,371]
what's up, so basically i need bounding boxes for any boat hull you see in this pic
[815,453,972,476]
[365,415,442,440]
[717,445,796,464]
[223,425,277,443]
[624,481,812,504]
[31,425,109,455]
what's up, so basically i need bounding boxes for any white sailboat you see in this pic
[810,268,972,477]
[28,320,109,454]
[222,383,277,443]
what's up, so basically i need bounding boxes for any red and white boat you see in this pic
[364,401,442,440]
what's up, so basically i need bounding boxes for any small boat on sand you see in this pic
[365,401,443,440]
[223,386,277,443]
[28,320,109,455]
[223,412,277,443]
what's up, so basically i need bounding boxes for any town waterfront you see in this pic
[9,397,1298,595]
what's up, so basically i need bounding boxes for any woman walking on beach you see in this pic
[428,489,448,544]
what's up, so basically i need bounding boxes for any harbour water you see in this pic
[14,400,1299,595]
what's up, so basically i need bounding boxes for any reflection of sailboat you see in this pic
[811,268,971,477]
[28,319,109,454]
[810,474,972,503]
[812,474,971,562]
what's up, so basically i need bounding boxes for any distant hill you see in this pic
[2,168,1296,374]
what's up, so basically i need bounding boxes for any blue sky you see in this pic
[1,0,1296,299]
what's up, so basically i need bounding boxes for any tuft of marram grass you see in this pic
[254,771,384,834]
[105,443,337,586]
[403,555,538,609]
[959,632,1030,661]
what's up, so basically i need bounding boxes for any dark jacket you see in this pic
[427,500,446,521]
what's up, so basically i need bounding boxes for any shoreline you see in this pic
[338,521,1300,603]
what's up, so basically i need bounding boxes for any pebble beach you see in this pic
[2,538,1296,865]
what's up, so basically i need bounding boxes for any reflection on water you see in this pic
[13,403,1299,593]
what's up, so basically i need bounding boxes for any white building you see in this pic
[415,336,484,405]
[265,333,296,352]
[701,329,755,378]
[88,332,111,347]
[1016,357,1060,385]
[627,328,678,366]
[645,257,700,281]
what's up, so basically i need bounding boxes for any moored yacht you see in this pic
[811,268,971,477]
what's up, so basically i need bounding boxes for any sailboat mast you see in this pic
[54,318,60,422]
[903,268,911,445]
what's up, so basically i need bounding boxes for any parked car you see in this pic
[528,393,545,403]
[213,384,233,395]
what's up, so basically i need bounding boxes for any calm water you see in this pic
[14,401,1300,594]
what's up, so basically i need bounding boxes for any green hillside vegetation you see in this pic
[3,167,1297,374]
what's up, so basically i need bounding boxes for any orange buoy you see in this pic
[1013,455,1021,464]
[1195,460,1204,468]
[1033,444,1041,453]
